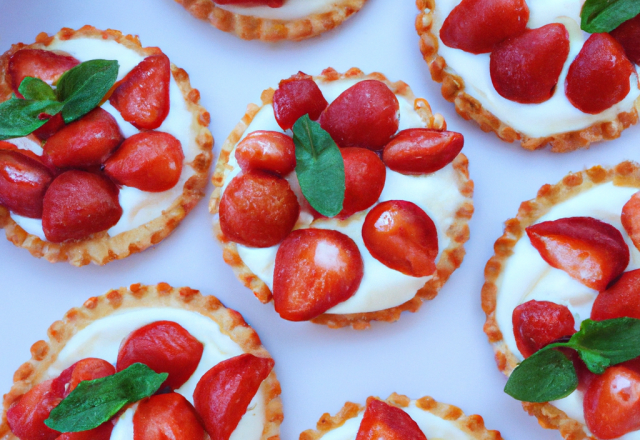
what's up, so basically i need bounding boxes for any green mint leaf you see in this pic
[0,98,63,141]
[581,0,640,33]
[45,363,167,433]
[56,59,119,124]
[504,349,578,402]
[569,318,640,369]
[18,77,56,101]
[293,114,345,217]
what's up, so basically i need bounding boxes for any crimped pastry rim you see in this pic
[0,282,283,440]
[208,66,474,329]
[0,25,214,267]
[415,0,640,153]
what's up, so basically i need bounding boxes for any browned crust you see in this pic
[209,67,474,329]
[0,283,283,440]
[174,0,367,41]
[299,392,503,440]
[415,0,640,153]
[481,161,640,440]
[0,26,214,267]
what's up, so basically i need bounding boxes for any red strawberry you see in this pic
[8,49,79,97]
[55,422,114,440]
[356,398,427,440]
[382,129,463,175]
[51,358,115,397]
[526,217,629,291]
[591,269,640,321]
[0,141,42,163]
[622,191,640,252]
[33,113,66,141]
[0,149,53,218]
[273,72,328,130]
[611,14,640,65]
[109,54,171,130]
[234,130,296,175]
[133,393,205,440]
[512,300,576,358]
[338,147,386,219]
[7,379,62,440]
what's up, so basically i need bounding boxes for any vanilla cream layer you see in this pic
[495,182,640,439]
[9,36,200,240]
[219,78,467,314]
[215,0,336,21]
[429,0,640,138]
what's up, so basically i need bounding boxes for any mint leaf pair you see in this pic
[581,0,640,33]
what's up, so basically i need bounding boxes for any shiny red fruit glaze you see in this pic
[355,398,427,440]
[194,354,274,440]
[382,129,463,175]
[117,321,204,390]
[43,108,123,170]
[566,33,635,114]
[55,422,114,440]
[526,216,630,291]
[622,191,640,252]
[512,300,576,358]
[133,393,205,440]
[235,130,296,175]
[319,80,399,150]
[0,141,42,163]
[42,170,122,243]
[219,170,299,248]
[7,379,62,440]
[584,366,640,439]
[440,0,529,54]
[338,147,386,219]
[213,0,283,6]
[52,358,115,397]
[362,200,438,277]
[273,228,364,321]
[611,14,640,65]
[8,49,79,97]
[490,24,570,104]
[34,113,66,141]
[592,269,640,320]
[109,54,170,130]
[104,131,183,192]
[273,72,328,130]
[0,149,53,218]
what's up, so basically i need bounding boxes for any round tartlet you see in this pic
[0,282,282,440]
[0,26,213,266]
[416,0,640,152]
[209,67,474,329]
[482,161,640,439]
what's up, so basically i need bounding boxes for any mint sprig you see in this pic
[18,77,56,101]
[0,99,64,141]
[581,0,640,33]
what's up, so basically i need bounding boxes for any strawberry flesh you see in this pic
[7,379,62,440]
[133,393,205,440]
[338,147,386,219]
[273,72,328,130]
[55,422,114,440]
[51,358,115,397]
[356,398,427,440]
[382,129,463,175]
[235,130,296,175]
[0,149,53,218]
[8,49,79,97]
[622,191,640,252]
[592,269,640,321]
[33,113,66,141]
[512,300,576,358]
[611,14,640,65]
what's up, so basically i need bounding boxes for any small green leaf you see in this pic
[581,0,640,33]
[570,318,640,368]
[293,115,345,217]
[45,363,167,433]
[18,77,56,101]
[0,98,63,141]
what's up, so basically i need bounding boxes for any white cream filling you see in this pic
[214,0,336,21]
[429,0,640,138]
[8,37,200,240]
[219,78,467,314]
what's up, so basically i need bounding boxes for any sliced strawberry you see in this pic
[591,269,640,321]
[234,130,296,175]
[193,353,274,440]
[490,24,570,104]
[273,228,363,321]
[338,147,386,219]
[566,33,635,114]
[0,149,53,218]
[0,141,42,163]
[382,129,463,175]
[356,398,426,440]
[33,113,66,141]
[55,421,114,440]
[622,191,640,252]
[362,200,438,277]
[109,54,171,130]
[213,0,284,6]
[440,0,529,54]
[42,170,122,243]
[319,80,399,151]
[512,300,576,358]
[8,49,79,97]
[219,170,299,248]
[42,108,123,170]
[51,358,115,397]
[526,217,629,291]
[611,14,640,65]
[117,321,203,390]
[273,72,328,130]
[7,379,62,440]
[104,131,183,192]
[134,393,205,440]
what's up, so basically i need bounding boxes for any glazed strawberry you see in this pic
[52,358,115,397]
[213,0,283,6]
[512,300,576,358]
[273,72,328,130]
[273,228,364,321]
[338,147,386,219]
[356,398,426,440]
[219,170,299,248]
[6,379,62,440]
[584,366,640,439]
[8,49,79,97]
[55,422,114,440]
[42,108,123,170]
[0,141,42,163]
[33,113,65,141]
[134,393,205,440]
[42,170,122,243]
[611,14,640,65]
[382,129,463,175]
[234,130,296,175]
[193,354,274,440]
[622,191,640,252]
[117,321,204,390]
[103,131,183,192]
[566,33,635,115]
[490,24,570,104]
[591,269,640,321]
[526,217,630,291]
[319,80,399,150]
[0,149,53,218]
[109,54,171,130]
[440,0,529,54]
[362,200,438,277]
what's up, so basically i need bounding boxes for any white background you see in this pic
[1,1,639,439]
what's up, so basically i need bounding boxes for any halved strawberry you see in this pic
[382,129,463,175]
[33,113,65,141]
[8,49,79,97]
[525,217,629,291]
[0,141,42,163]
[51,358,115,397]
[338,147,386,219]
[512,300,576,358]
[356,398,426,440]
[234,130,296,175]
[55,421,114,440]
[0,149,53,218]
[591,269,640,321]
[134,393,205,440]
[622,191,640,252]
[6,379,62,440]
[273,72,328,130]
[611,14,640,65]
